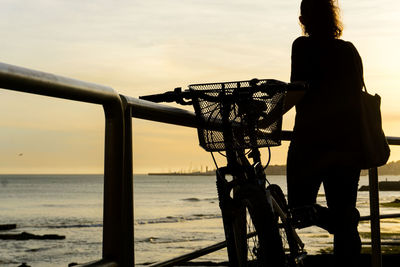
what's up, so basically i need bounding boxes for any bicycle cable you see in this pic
[262,146,272,186]
[263,146,271,170]
[217,151,226,157]
[210,152,220,174]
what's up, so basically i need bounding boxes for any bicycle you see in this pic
[140,78,307,267]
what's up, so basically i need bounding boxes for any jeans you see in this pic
[287,148,361,266]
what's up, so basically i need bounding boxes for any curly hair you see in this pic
[300,0,343,38]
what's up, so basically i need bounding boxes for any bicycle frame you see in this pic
[214,87,275,266]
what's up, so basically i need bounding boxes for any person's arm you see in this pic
[257,82,306,128]
[283,82,306,114]
[257,39,307,128]
[284,37,311,113]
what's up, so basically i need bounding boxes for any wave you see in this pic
[0,259,19,265]
[41,204,68,208]
[28,213,221,229]
[135,213,221,225]
[32,213,221,229]
[181,197,201,202]
[181,197,218,202]
[137,236,204,244]
[46,224,102,229]
[25,247,51,252]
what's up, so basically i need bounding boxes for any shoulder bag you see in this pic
[353,47,390,169]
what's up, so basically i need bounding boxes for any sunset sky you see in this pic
[1,0,400,174]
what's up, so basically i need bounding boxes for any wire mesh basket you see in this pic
[189,79,286,152]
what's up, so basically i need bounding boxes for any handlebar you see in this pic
[139,79,307,105]
[140,87,193,105]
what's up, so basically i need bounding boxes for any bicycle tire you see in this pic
[231,183,287,267]
[268,184,305,267]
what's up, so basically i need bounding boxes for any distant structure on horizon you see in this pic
[148,161,400,176]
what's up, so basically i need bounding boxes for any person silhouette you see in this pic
[283,0,364,266]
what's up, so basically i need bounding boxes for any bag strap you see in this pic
[361,78,367,93]
[361,73,367,93]
[351,43,368,93]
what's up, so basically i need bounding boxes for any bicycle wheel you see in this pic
[231,183,287,267]
[268,184,305,267]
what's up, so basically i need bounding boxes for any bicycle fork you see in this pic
[218,164,263,267]
[216,167,243,267]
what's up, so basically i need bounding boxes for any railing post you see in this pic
[368,167,382,267]
[122,100,134,265]
[102,98,134,266]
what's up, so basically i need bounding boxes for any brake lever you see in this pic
[174,87,193,105]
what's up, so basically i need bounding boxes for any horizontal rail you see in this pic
[360,213,400,221]
[126,97,399,145]
[123,96,198,128]
[72,259,118,267]
[0,62,119,104]
[386,136,400,146]
[149,240,227,267]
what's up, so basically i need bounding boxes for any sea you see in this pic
[1,174,400,267]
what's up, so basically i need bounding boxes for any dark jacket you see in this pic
[289,36,363,168]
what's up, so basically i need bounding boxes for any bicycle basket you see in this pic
[189,79,286,152]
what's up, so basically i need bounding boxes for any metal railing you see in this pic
[0,63,129,266]
[1,62,400,267]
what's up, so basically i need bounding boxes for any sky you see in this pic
[0,0,400,174]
